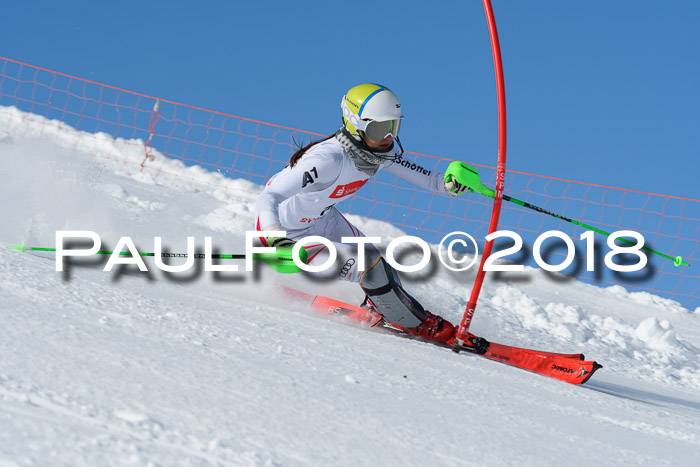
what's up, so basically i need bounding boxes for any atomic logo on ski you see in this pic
[551,364,576,374]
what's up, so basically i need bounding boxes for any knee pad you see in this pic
[360,257,426,328]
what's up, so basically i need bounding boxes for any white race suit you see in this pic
[255,136,448,326]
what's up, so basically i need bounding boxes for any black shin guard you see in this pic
[359,257,426,328]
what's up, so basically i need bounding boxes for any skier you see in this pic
[256,83,484,344]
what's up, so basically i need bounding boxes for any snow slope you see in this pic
[1,106,699,466]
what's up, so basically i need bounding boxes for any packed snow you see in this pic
[1,106,699,465]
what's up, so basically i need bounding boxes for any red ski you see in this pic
[281,287,602,385]
[471,341,601,385]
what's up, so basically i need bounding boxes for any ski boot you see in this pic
[357,296,388,328]
[407,311,456,344]
[361,295,456,344]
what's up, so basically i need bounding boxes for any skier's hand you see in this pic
[444,161,495,198]
[444,175,471,196]
[262,223,296,249]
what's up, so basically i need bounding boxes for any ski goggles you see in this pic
[360,118,402,141]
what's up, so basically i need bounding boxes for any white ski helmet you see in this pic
[341,83,403,141]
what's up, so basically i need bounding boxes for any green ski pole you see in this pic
[473,186,689,267]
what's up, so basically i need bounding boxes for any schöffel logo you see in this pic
[330,179,368,198]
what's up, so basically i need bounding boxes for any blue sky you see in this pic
[2,0,699,199]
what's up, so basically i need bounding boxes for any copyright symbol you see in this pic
[438,232,479,272]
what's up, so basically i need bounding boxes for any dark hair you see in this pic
[288,133,335,167]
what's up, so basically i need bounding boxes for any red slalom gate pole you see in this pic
[453,0,508,348]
